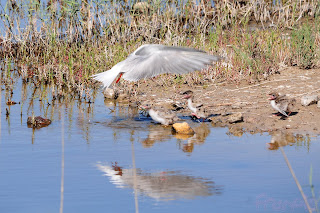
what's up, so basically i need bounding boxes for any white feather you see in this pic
[188,99,197,114]
[149,109,167,125]
[92,44,222,88]
[270,100,288,116]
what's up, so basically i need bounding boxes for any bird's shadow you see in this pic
[273,111,299,120]
[188,113,221,123]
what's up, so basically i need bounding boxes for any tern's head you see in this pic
[182,90,194,99]
[139,102,153,111]
[268,92,280,100]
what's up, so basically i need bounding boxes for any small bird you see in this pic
[92,44,222,88]
[140,104,180,126]
[268,92,296,117]
[182,90,207,119]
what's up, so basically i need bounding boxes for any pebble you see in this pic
[301,95,319,106]
[227,112,243,123]
[103,88,117,99]
[172,122,195,135]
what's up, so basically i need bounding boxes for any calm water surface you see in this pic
[0,80,319,213]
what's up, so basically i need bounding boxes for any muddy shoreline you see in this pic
[120,67,320,136]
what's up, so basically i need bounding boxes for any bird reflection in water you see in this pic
[174,123,211,154]
[97,162,222,201]
[267,131,310,150]
[141,125,174,148]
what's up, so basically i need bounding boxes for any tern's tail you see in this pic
[92,69,121,88]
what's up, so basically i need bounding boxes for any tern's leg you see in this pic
[272,112,281,116]
[191,112,201,119]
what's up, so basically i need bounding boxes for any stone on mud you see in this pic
[301,95,319,106]
[227,112,243,123]
[172,122,195,135]
[103,88,117,99]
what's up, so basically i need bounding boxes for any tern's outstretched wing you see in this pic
[122,44,222,81]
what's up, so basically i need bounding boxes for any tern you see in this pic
[92,44,222,88]
[182,90,208,119]
[140,104,180,126]
[268,92,296,117]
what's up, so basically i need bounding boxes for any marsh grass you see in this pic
[291,22,317,69]
[0,0,319,99]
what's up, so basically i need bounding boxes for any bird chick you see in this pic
[140,104,179,126]
[268,92,296,117]
[182,90,208,119]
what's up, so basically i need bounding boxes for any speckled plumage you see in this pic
[141,105,179,126]
[269,92,296,117]
[182,90,208,119]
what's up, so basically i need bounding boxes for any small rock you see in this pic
[172,122,195,135]
[318,100,320,108]
[103,88,117,99]
[27,116,52,128]
[227,112,243,123]
[301,95,319,106]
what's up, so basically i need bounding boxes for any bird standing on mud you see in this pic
[92,44,222,88]
[268,92,296,117]
[182,90,208,119]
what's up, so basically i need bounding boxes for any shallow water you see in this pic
[1,80,319,213]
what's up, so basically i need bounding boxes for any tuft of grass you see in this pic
[0,0,320,97]
[291,23,317,69]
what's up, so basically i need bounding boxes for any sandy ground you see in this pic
[130,67,320,135]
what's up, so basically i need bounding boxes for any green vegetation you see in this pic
[0,0,319,99]
[291,23,316,69]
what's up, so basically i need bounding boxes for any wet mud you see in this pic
[129,67,320,135]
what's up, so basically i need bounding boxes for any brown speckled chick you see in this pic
[140,104,180,126]
[182,90,208,119]
[268,92,296,117]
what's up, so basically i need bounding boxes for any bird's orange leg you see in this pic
[272,112,281,116]
[191,112,201,119]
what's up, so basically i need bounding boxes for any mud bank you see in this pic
[125,67,320,135]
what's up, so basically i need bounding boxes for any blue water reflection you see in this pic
[0,77,319,213]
